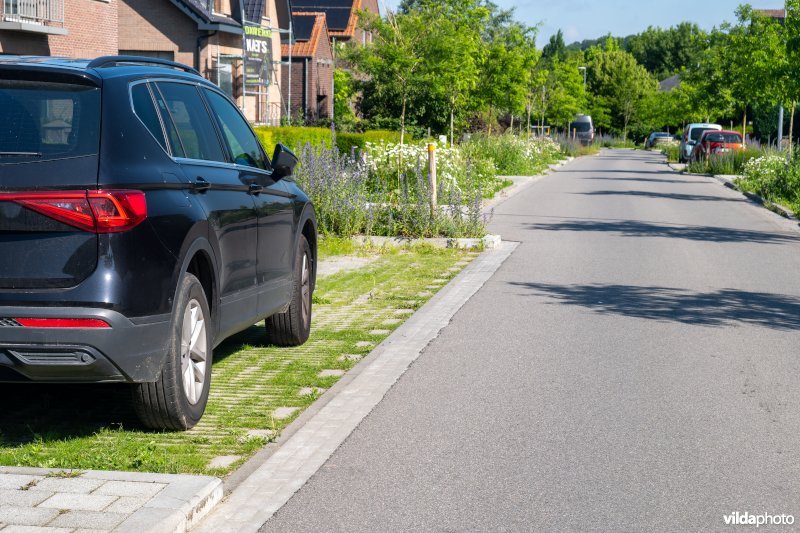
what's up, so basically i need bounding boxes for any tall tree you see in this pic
[587,39,657,139]
[541,29,567,63]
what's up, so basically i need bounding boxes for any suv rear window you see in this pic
[0,80,100,164]
[690,128,715,141]
[704,133,742,143]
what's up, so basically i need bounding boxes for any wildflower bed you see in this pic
[0,243,475,476]
[293,135,564,239]
[736,152,800,214]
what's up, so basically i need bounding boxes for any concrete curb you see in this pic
[0,466,222,532]
[193,242,519,532]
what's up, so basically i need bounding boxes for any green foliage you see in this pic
[661,144,681,163]
[333,69,357,129]
[586,40,658,139]
[624,23,706,80]
[737,152,800,212]
[254,126,332,155]
[254,127,408,156]
[541,29,567,63]
[461,134,561,176]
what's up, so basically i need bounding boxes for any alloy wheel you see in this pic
[181,298,208,405]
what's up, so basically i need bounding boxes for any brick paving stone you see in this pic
[0,488,53,506]
[317,369,345,378]
[3,526,73,533]
[103,496,151,514]
[207,456,241,470]
[0,506,60,527]
[48,510,127,530]
[35,476,105,494]
[272,407,298,420]
[92,480,166,499]
[38,492,117,512]
[246,429,275,440]
[0,474,42,490]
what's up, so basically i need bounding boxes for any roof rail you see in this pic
[87,56,201,76]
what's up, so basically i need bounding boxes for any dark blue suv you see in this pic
[0,56,317,430]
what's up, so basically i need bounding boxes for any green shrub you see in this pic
[254,126,409,157]
[336,130,404,154]
[254,126,332,155]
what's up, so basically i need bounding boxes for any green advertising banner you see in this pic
[244,25,273,87]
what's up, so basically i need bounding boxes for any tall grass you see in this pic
[661,144,681,163]
[461,134,562,176]
[685,148,761,175]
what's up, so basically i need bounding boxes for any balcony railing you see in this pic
[3,0,64,26]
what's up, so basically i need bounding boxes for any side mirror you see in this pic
[272,144,298,180]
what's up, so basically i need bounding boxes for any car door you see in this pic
[200,88,295,319]
[151,80,259,338]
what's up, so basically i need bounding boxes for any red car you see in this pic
[690,130,744,162]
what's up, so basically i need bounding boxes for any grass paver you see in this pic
[0,245,474,476]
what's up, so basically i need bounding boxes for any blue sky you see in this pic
[379,0,783,47]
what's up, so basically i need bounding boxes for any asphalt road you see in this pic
[262,150,800,531]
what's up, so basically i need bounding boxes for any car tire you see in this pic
[265,236,312,347]
[132,273,212,431]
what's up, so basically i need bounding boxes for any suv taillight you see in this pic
[0,190,147,233]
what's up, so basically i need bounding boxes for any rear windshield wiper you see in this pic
[0,152,42,157]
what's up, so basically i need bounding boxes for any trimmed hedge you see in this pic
[253,126,406,156]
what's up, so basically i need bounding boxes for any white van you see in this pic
[680,123,722,162]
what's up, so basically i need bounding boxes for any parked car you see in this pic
[646,132,674,149]
[690,130,744,162]
[0,56,317,430]
[568,115,594,146]
[680,123,722,162]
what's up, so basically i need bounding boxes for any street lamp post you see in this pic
[578,66,587,92]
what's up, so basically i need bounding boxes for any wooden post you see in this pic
[427,143,437,218]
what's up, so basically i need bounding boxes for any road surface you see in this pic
[263,149,800,531]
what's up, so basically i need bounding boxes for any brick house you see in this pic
[118,0,290,123]
[0,0,118,57]
[290,0,379,48]
[281,12,333,122]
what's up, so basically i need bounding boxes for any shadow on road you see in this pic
[580,176,708,185]
[560,169,678,176]
[525,219,797,245]
[575,190,742,202]
[511,281,800,330]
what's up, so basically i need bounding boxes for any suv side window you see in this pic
[154,82,225,163]
[131,83,168,153]
[203,89,269,170]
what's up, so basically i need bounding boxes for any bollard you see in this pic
[427,143,437,217]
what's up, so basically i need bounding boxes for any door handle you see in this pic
[249,183,264,195]
[193,177,211,193]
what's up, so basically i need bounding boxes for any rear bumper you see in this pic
[0,307,171,383]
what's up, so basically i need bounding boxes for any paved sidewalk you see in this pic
[0,467,221,532]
